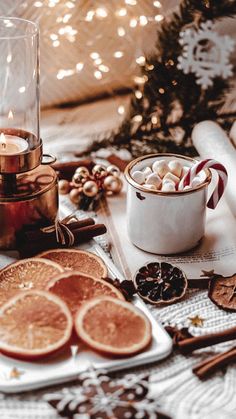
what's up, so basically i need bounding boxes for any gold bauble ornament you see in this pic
[107,165,120,177]
[92,164,107,177]
[69,188,81,204]
[83,180,99,197]
[104,175,123,194]
[75,166,90,177]
[58,179,70,195]
[72,172,86,187]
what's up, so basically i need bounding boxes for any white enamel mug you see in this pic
[124,153,212,255]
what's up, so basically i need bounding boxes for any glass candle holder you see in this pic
[0,17,41,173]
[0,17,58,250]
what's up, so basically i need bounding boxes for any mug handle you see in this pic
[41,154,57,165]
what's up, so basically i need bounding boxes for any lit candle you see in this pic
[0,132,28,156]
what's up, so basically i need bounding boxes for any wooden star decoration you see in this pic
[188,315,205,327]
[9,367,24,380]
[165,325,193,348]
[200,269,216,278]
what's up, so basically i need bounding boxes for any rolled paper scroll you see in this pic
[192,121,236,216]
[229,120,236,147]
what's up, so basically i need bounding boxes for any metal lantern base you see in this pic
[0,164,58,250]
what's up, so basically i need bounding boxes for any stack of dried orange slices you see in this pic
[0,249,152,360]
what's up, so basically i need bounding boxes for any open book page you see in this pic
[0,251,18,269]
[102,189,236,281]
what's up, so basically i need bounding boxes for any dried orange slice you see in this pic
[0,291,73,360]
[0,258,64,307]
[47,271,124,316]
[74,296,152,356]
[134,262,187,305]
[38,249,108,279]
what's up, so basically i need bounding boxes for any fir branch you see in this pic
[95,0,236,157]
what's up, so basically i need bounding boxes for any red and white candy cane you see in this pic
[178,159,228,209]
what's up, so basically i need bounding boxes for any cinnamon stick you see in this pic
[22,218,95,242]
[18,223,107,257]
[187,278,210,289]
[63,218,95,231]
[72,224,107,242]
[51,159,94,180]
[107,154,130,172]
[178,325,236,354]
[52,155,130,180]
[193,346,236,379]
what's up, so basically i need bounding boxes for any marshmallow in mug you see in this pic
[142,166,152,178]
[132,170,145,185]
[162,172,179,185]
[131,158,207,191]
[162,181,176,192]
[152,160,169,178]
[167,160,182,178]
[146,173,162,189]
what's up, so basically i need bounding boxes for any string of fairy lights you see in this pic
[32,0,164,114]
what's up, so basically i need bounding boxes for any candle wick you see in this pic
[1,142,6,149]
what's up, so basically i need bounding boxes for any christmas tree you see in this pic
[96,0,236,157]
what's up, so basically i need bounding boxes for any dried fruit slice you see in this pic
[38,249,107,279]
[75,296,152,356]
[0,258,64,307]
[0,291,73,360]
[208,274,236,312]
[47,271,124,316]
[134,262,187,305]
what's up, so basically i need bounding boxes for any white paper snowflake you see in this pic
[177,21,234,89]
[44,367,170,419]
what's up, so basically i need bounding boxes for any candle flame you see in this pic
[0,133,6,149]
[8,110,13,119]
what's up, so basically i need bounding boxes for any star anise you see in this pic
[165,325,193,348]
[104,277,136,301]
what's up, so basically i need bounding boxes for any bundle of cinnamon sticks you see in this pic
[52,159,94,180]
[17,217,107,257]
[176,326,236,379]
[51,154,130,180]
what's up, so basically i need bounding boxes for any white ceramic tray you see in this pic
[0,242,172,393]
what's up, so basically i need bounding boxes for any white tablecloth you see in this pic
[1,97,236,419]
